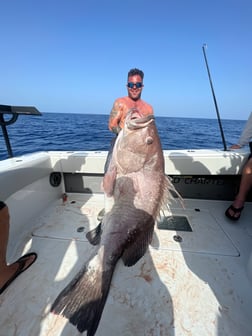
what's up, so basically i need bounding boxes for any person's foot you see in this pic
[0,253,37,294]
[225,202,244,221]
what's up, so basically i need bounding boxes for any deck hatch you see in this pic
[157,216,192,232]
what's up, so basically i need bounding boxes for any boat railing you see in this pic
[0,104,41,158]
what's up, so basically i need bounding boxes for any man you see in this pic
[0,201,37,295]
[108,68,153,134]
[98,68,154,219]
[225,112,252,221]
[104,68,153,172]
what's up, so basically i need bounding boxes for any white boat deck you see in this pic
[1,193,252,336]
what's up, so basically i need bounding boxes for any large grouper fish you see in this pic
[51,109,179,335]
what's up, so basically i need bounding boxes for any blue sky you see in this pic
[0,0,251,120]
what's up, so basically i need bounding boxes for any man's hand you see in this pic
[229,144,242,149]
[111,126,121,134]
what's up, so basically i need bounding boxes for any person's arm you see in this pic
[237,112,252,147]
[230,144,242,149]
[108,100,122,134]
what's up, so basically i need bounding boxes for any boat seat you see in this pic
[0,152,53,201]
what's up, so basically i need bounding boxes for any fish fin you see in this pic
[161,175,184,210]
[86,222,102,245]
[51,254,115,336]
[122,221,154,267]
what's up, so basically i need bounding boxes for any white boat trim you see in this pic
[0,149,252,336]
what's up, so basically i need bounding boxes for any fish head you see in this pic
[125,108,154,131]
[114,108,164,173]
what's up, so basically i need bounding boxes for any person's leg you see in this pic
[225,158,252,220]
[0,202,37,292]
[0,203,10,271]
[234,159,252,205]
[0,203,20,288]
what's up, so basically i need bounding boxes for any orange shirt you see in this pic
[108,96,153,132]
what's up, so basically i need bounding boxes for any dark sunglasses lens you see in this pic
[127,82,142,88]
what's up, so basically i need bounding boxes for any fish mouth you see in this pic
[126,109,154,130]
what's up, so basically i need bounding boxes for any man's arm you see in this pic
[108,100,122,134]
[237,112,252,147]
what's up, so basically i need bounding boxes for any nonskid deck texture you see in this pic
[1,193,252,336]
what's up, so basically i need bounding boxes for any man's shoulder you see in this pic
[139,99,153,111]
[113,97,131,108]
[114,96,128,103]
[143,100,153,108]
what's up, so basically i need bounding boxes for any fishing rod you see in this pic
[202,44,227,151]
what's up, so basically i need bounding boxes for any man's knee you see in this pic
[243,160,252,175]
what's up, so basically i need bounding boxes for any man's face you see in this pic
[127,74,144,101]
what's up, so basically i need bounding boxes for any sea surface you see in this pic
[0,112,247,160]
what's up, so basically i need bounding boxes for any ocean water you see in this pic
[0,112,247,160]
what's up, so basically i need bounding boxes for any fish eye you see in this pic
[146,136,153,144]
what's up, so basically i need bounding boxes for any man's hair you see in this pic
[128,68,144,80]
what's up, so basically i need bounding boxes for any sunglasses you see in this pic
[127,82,143,89]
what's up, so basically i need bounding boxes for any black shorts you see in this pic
[0,201,6,210]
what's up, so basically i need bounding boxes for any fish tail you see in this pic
[51,255,115,335]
